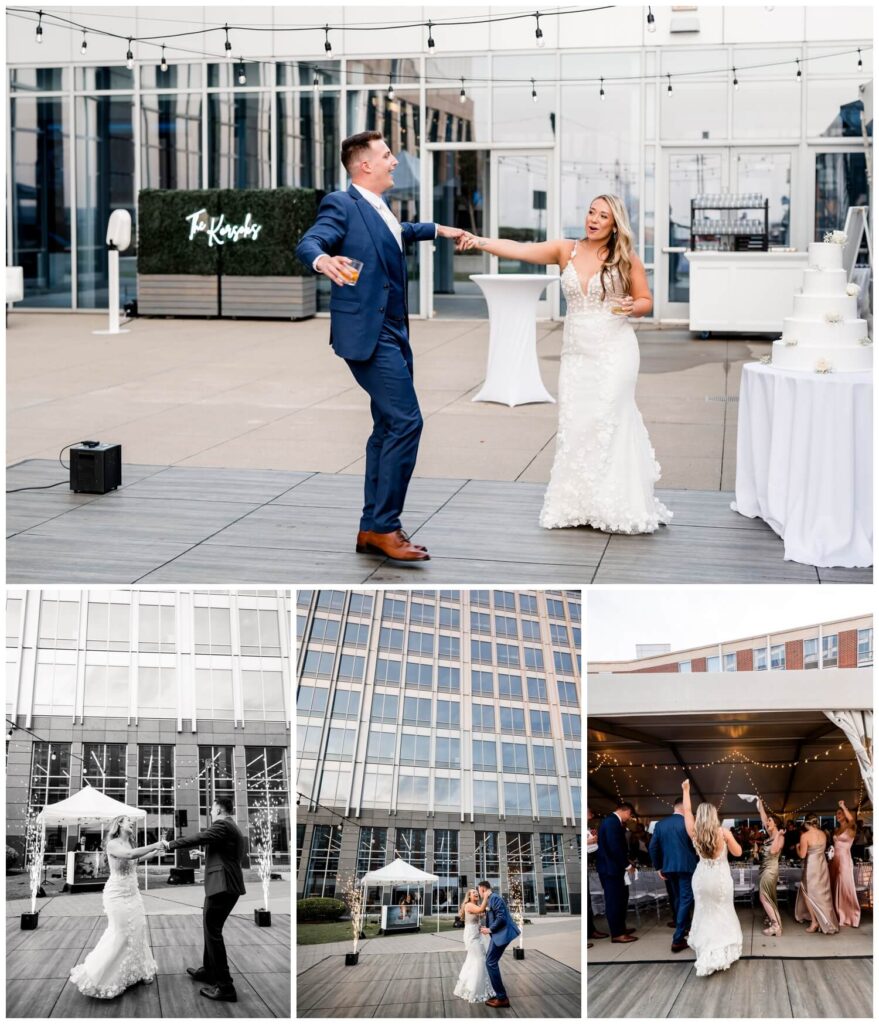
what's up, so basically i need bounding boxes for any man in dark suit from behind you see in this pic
[649,796,698,952]
[596,802,638,943]
[163,795,247,1002]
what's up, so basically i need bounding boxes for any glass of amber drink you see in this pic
[342,258,364,285]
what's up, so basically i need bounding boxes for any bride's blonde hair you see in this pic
[103,815,131,851]
[459,888,479,921]
[693,802,721,859]
[590,194,635,300]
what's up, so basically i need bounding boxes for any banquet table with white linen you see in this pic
[733,361,873,568]
[469,273,559,406]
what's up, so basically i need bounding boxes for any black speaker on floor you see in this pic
[70,442,122,494]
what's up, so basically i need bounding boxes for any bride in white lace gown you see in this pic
[69,816,163,999]
[463,195,672,534]
[453,889,495,1003]
[682,780,744,977]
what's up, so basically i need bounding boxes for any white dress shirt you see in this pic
[312,185,438,271]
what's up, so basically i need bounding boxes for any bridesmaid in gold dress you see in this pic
[794,814,839,934]
[829,799,861,927]
[756,799,785,936]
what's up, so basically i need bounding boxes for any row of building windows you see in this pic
[298,589,579,618]
[7,596,284,656]
[297,686,581,737]
[26,741,290,861]
[301,764,581,817]
[301,823,579,911]
[302,725,581,774]
[11,661,287,722]
[675,630,873,672]
[301,643,578,679]
[303,613,578,648]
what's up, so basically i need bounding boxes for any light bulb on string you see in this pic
[857,49,863,70]
[666,74,673,96]
[599,77,605,100]
[534,12,545,48]
[646,6,656,34]
[238,60,247,86]
[324,25,332,56]
[795,58,801,81]
[459,77,466,104]
[80,30,87,55]
[36,10,44,44]
[733,66,739,90]
[531,78,538,103]
[126,38,134,71]
[387,74,395,101]
[224,24,232,60]
[313,71,320,92]
[427,20,436,51]
[160,45,168,73]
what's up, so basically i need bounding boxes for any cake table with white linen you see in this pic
[469,274,559,406]
[733,361,872,568]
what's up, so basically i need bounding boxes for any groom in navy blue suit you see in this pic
[296,131,464,562]
[478,880,521,1008]
[649,796,698,952]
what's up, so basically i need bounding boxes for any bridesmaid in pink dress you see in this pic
[830,799,861,927]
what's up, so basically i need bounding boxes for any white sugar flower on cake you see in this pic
[782,337,798,346]
[824,311,843,325]
[859,337,873,347]
[759,354,772,364]
[846,283,860,297]
[823,230,847,244]
[815,359,832,373]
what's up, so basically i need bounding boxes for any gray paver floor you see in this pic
[6,461,871,585]
[5,912,290,1018]
[297,947,580,1018]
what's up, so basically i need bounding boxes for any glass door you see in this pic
[657,149,727,320]
[491,150,552,317]
[431,148,490,318]
[732,150,795,247]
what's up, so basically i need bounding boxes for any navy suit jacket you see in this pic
[295,184,436,361]
[485,891,521,947]
[649,813,698,875]
[168,817,246,897]
[596,813,631,877]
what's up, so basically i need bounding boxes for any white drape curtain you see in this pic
[824,710,873,803]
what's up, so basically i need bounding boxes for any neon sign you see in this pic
[185,208,263,246]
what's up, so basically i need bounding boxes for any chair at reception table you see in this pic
[627,868,670,925]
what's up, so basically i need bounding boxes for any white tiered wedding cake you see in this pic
[771,232,872,373]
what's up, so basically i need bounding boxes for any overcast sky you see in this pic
[586,587,871,662]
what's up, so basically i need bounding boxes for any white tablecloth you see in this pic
[733,361,873,567]
[469,274,559,406]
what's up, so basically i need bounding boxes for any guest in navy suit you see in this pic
[649,796,698,951]
[296,131,464,561]
[596,802,638,943]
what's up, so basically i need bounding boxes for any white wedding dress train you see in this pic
[688,843,743,977]
[69,851,158,998]
[453,918,496,1003]
[540,242,672,533]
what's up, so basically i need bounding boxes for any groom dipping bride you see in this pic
[453,881,521,1008]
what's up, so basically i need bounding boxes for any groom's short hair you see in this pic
[477,880,491,890]
[213,796,234,815]
[341,130,384,174]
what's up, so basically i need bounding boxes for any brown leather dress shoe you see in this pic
[611,934,638,943]
[356,529,427,553]
[355,529,430,561]
[589,929,609,939]
[670,941,689,953]
[485,997,511,1008]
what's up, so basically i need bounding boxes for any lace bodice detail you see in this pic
[699,843,730,868]
[560,240,625,318]
[108,852,135,878]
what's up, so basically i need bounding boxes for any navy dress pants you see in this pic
[599,871,629,938]
[345,318,423,533]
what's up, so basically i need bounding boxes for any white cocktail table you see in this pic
[469,273,560,406]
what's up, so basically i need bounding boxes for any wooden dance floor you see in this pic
[5,912,291,1018]
[297,948,581,1017]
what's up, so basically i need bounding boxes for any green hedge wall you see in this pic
[297,897,348,922]
[137,188,317,277]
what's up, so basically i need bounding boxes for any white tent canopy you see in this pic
[36,785,146,827]
[359,857,440,932]
[359,857,438,887]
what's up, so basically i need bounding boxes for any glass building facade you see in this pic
[5,6,870,321]
[6,589,292,867]
[296,589,582,915]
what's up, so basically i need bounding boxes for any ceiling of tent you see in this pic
[587,709,871,822]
